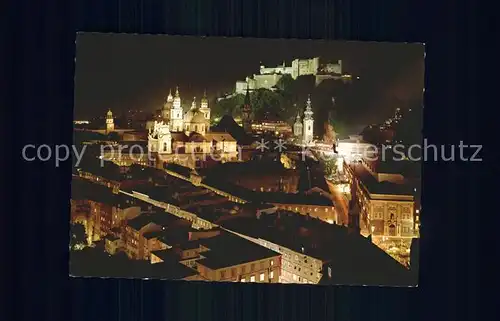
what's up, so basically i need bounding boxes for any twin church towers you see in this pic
[160,87,211,134]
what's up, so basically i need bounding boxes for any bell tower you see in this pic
[200,90,210,119]
[293,112,303,137]
[106,109,115,134]
[162,89,173,122]
[170,86,184,132]
[302,95,314,145]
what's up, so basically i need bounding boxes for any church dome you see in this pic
[190,111,206,124]
[107,109,113,116]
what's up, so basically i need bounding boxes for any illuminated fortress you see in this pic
[235,57,350,94]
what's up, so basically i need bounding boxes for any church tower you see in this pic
[199,90,210,124]
[293,112,303,138]
[242,85,252,133]
[170,86,184,132]
[162,89,173,122]
[106,109,115,134]
[302,95,314,145]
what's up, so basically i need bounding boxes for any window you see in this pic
[241,265,246,273]
[241,278,245,282]
[251,263,255,271]
[260,261,265,270]
[270,271,274,279]
[250,275,255,282]
[163,142,168,152]
[260,273,265,281]
[270,259,274,266]
[231,268,236,277]
[220,270,225,279]
[292,274,297,281]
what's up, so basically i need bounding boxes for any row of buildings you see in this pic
[71,163,416,285]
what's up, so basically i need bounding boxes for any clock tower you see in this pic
[106,109,115,134]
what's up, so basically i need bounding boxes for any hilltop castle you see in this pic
[235,57,350,94]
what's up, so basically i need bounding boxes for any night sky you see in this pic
[74,33,424,121]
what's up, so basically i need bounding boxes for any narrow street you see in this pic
[326,182,349,225]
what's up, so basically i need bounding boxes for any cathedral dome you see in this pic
[190,111,206,124]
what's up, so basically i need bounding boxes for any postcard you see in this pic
[70,34,423,286]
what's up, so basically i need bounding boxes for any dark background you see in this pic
[6,0,486,321]
[73,34,423,124]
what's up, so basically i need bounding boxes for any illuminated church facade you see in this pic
[148,87,239,169]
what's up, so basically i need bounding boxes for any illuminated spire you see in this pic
[175,86,180,97]
[167,88,173,102]
[304,95,313,119]
[191,97,197,110]
[201,89,208,104]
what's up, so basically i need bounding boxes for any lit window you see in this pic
[292,274,297,281]
[270,259,274,266]
[250,276,255,282]
[270,271,274,279]
[260,273,265,281]
[241,278,245,282]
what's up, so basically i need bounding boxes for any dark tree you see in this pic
[107,131,120,142]
[70,222,87,249]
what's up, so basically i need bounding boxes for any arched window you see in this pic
[195,125,198,132]
[163,142,168,152]
[308,126,311,131]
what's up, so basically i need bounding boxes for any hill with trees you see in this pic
[211,73,409,138]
